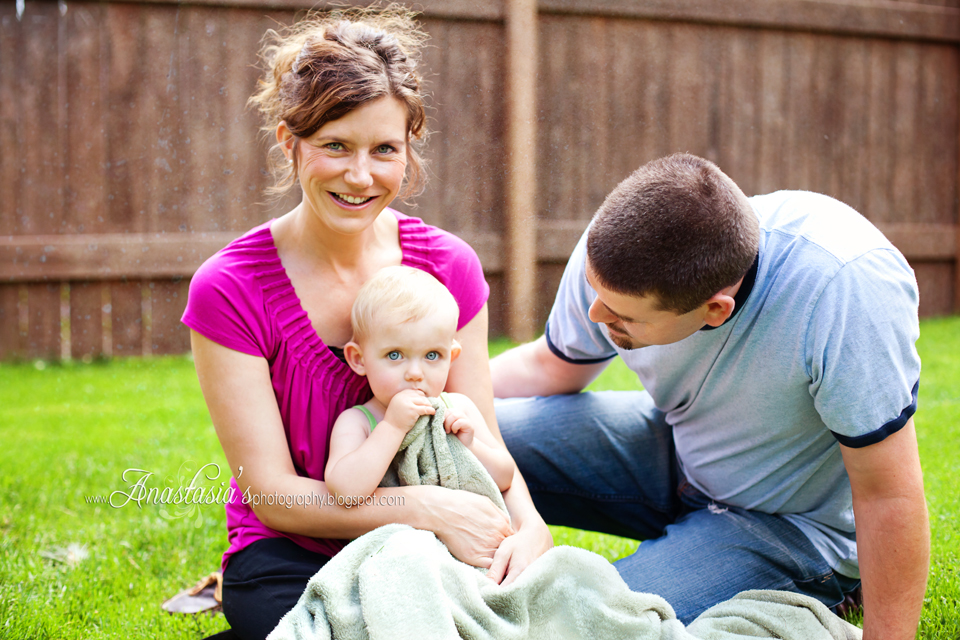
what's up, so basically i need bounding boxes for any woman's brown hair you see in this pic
[248,4,428,200]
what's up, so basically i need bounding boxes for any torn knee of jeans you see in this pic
[707,502,728,515]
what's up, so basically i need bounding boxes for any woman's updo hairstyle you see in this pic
[249,4,428,200]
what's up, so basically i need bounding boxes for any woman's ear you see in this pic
[450,339,462,362]
[344,341,366,376]
[276,121,295,161]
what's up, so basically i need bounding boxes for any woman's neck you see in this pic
[300,205,387,264]
[274,202,399,280]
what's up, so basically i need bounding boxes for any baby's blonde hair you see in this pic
[351,266,458,343]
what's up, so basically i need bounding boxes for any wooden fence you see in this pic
[2,0,959,359]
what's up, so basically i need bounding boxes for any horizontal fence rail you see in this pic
[2,0,958,359]
[1,222,955,281]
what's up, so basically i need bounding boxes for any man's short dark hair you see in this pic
[587,153,760,314]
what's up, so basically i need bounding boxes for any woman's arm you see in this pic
[445,306,554,584]
[191,330,513,564]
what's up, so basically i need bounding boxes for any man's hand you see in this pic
[382,389,435,434]
[443,406,475,447]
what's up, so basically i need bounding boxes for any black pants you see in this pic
[220,537,333,640]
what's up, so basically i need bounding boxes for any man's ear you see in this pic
[701,293,737,328]
[276,121,295,161]
[450,339,462,362]
[344,341,366,376]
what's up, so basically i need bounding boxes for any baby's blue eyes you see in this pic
[385,351,440,361]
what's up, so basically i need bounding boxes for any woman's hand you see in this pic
[486,517,554,585]
[417,485,514,568]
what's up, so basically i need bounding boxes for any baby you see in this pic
[325,265,514,501]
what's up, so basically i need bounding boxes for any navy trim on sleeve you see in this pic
[545,321,617,365]
[831,380,919,448]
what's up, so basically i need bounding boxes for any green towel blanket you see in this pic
[268,398,862,640]
[378,396,508,516]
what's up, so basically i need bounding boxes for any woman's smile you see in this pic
[330,192,376,206]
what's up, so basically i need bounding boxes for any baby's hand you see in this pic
[444,407,475,447]
[382,389,435,433]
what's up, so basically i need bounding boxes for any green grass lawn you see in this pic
[1,317,958,638]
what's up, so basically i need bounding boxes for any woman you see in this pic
[182,8,551,639]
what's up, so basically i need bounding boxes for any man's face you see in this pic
[584,260,709,350]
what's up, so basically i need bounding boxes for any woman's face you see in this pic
[281,96,409,235]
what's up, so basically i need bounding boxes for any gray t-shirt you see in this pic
[546,190,921,578]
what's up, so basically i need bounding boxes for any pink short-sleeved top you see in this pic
[181,209,490,569]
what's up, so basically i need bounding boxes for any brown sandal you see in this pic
[162,571,223,615]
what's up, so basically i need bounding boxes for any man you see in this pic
[492,153,928,639]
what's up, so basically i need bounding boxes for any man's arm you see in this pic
[490,335,609,398]
[839,417,929,640]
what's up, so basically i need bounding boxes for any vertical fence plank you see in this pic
[719,26,760,194]
[434,21,505,235]
[505,0,538,342]
[0,284,21,360]
[26,284,61,360]
[581,17,613,211]
[606,19,650,184]
[667,24,710,158]
[180,5,223,234]
[863,39,896,223]
[19,3,64,360]
[892,43,922,225]
[0,2,21,236]
[757,31,788,194]
[537,15,575,223]
[785,33,817,192]
[144,5,185,234]
[60,283,70,360]
[812,34,843,198]
[103,3,145,232]
[638,22,671,162]
[21,1,64,237]
[836,37,869,212]
[65,2,106,234]
[64,5,108,360]
[221,10,273,232]
[111,281,143,356]
[414,17,447,224]
[70,281,103,359]
[149,279,190,354]
[914,263,954,317]
[919,45,959,225]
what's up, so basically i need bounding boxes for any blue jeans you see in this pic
[497,390,860,624]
